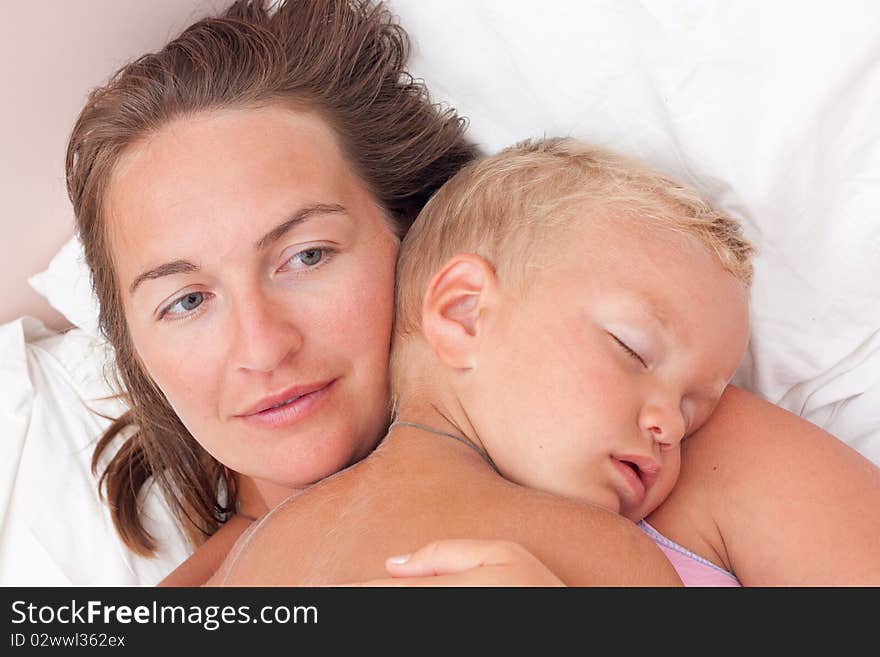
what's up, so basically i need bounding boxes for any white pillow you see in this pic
[28,235,102,340]
[0,317,191,585]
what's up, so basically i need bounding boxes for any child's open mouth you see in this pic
[612,454,661,505]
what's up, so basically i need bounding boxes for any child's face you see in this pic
[467,212,750,521]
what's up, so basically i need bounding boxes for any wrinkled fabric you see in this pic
[0,318,190,585]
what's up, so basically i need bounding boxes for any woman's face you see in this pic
[107,106,400,498]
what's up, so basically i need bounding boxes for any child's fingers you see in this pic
[337,578,415,587]
[354,563,564,587]
[343,540,566,586]
[345,574,468,587]
[384,539,535,577]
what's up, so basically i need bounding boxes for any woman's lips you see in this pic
[237,379,337,416]
[237,379,336,431]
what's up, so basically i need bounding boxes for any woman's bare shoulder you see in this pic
[159,514,254,587]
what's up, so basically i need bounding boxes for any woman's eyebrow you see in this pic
[254,202,348,251]
[129,260,199,296]
[129,203,349,296]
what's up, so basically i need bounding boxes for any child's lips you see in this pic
[612,454,661,504]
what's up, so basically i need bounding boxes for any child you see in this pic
[374,139,880,587]
[211,137,755,586]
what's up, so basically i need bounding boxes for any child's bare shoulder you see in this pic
[671,384,861,491]
[216,466,681,586]
[645,386,812,564]
[650,385,880,584]
[454,479,684,585]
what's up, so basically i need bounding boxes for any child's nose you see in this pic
[638,400,686,449]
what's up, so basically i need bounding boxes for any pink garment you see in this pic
[638,520,740,587]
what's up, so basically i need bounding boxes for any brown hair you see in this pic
[66,0,476,556]
[391,137,754,396]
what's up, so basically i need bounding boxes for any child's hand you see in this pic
[356,539,565,587]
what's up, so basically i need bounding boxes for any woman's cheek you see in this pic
[135,327,223,435]
[338,244,397,350]
[341,282,395,374]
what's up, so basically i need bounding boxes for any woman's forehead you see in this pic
[104,107,365,269]
[109,106,349,206]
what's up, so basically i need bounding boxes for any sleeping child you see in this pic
[372,137,880,587]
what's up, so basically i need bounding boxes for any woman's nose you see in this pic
[638,398,686,449]
[230,294,303,373]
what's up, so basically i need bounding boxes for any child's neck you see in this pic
[381,400,498,476]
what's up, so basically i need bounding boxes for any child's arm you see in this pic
[648,385,880,585]
[157,514,255,587]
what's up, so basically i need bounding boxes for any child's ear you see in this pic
[421,254,498,370]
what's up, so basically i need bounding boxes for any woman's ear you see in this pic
[421,254,498,370]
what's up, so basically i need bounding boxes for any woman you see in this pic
[67,0,476,580]
[68,0,879,586]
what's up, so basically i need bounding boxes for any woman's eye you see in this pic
[280,246,336,274]
[291,248,324,267]
[611,334,648,368]
[162,291,205,319]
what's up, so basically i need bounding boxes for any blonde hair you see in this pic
[391,137,754,392]
[66,0,475,556]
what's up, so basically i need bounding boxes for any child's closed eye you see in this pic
[610,334,648,368]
